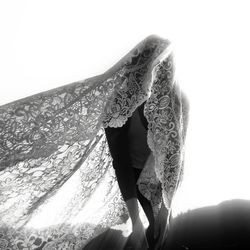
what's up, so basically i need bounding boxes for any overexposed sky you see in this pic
[1,0,250,215]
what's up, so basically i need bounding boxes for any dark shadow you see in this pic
[82,199,250,250]
[82,228,128,250]
[164,199,250,250]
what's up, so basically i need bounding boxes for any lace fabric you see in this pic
[0,35,189,249]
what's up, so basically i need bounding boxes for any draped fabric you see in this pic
[0,35,189,249]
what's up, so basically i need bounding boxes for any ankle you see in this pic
[132,217,143,229]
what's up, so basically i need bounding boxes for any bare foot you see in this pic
[129,218,149,250]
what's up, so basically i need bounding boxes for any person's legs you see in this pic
[133,168,155,249]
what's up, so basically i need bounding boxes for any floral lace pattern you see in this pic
[144,51,185,208]
[0,35,188,249]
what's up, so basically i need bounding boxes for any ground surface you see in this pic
[83,199,250,250]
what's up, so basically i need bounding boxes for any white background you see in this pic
[1,0,250,216]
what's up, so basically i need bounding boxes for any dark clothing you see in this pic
[104,101,150,200]
[105,116,136,201]
[128,104,151,169]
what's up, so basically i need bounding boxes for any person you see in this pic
[104,92,184,250]
[102,35,189,249]
[105,101,154,249]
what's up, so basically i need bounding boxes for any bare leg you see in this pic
[134,168,155,249]
[125,198,148,249]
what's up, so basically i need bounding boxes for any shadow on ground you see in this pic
[82,228,127,250]
[165,199,250,250]
[83,199,250,250]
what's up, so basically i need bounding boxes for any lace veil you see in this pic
[0,35,188,249]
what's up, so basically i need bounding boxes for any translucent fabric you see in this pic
[0,35,189,249]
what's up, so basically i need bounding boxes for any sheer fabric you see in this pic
[0,35,188,249]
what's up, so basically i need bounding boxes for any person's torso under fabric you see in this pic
[127,103,151,169]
